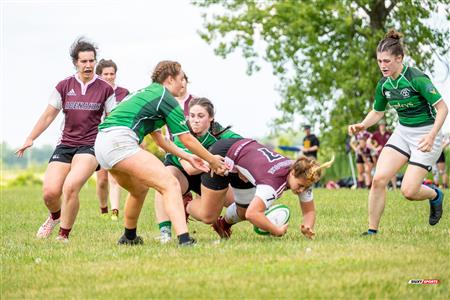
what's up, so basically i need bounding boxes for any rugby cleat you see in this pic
[117,234,144,245]
[36,215,60,238]
[429,186,444,226]
[183,192,193,222]
[178,237,197,247]
[55,235,69,243]
[111,209,119,221]
[212,216,232,239]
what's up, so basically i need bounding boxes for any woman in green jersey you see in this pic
[154,97,240,243]
[95,61,227,246]
[348,29,448,235]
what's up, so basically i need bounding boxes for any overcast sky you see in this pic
[1,0,449,149]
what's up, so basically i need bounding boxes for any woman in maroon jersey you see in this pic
[94,59,129,221]
[16,38,116,242]
[350,131,376,189]
[186,138,333,239]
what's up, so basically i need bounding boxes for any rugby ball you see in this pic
[253,204,290,235]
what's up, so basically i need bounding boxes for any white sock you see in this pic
[224,203,243,225]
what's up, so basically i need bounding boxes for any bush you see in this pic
[7,172,42,187]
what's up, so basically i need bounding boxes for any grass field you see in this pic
[1,185,448,299]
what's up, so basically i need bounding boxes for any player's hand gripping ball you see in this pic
[254,204,290,235]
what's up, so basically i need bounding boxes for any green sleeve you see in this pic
[159,92,190,136]
[412,76,442,105]
[373,80,387,112]
[219,129,242,139]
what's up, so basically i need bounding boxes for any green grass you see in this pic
[1,186,448,299]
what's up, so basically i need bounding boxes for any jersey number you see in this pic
[257,148,283,162]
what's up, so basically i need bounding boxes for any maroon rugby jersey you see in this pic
[355,130,372,141]
[114,86,129,102]
[226,139,292,201]
[182,94,194,116]
[371,130,391,155]
[49,74,115,146]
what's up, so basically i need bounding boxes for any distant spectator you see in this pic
[302,125,320,159]
[350,131,375,188]
[369,119,397,189]
[370,119,391,156]
[433,135,449,189]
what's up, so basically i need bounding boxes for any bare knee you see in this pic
[128,186,148,200]
[62,182,81,200]
[372,176,389,189]
[158,175,182,195]
[198,213,219,224]
[42,186,60,204]
[96,178,108,190]
[400,186,417,200]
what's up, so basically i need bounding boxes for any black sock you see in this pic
[177,232,190,244]
[124,228,137,240]
[368,229,378,234]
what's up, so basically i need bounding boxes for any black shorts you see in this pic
[436,151,445,163]
[164,158,202,195]
[201,138,255,191]
[49,144,100,171]
[356,154,374,164]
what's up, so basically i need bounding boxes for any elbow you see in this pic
[245,210,257,223]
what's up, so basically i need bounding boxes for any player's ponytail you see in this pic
[377,29,404,57]
[290,156,335,185]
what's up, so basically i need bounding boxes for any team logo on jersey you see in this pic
[258,147,284,163]
[426,84,437,94]
[400,88,410,98]
[385,91,391,99]
[67,89,77,96]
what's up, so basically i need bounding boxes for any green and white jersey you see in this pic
[166,123,242,169]
[99,83,189,143]
[373,65,442,127]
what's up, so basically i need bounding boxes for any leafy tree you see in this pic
[193,0,449,151]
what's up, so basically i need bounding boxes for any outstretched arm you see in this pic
[16,105,60,157]
[178,132,227,175]
[151,131,209,173]
[348,110,384,135]
[180,159,203,176]
[299,200,316,239]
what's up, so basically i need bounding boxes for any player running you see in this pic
[348,29,447,235]
[95,60,227,246]
[16,38,116,242]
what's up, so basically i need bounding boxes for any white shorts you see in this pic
[94,127,140,170]
[232,187,257,208]
[385,124,442,172]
